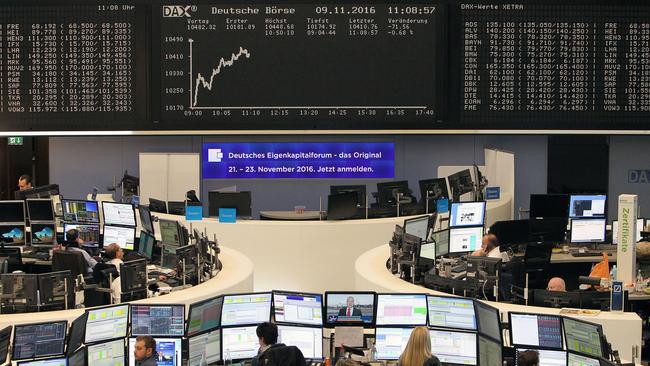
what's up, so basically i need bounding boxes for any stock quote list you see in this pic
[159,4,441,127]
[458,3,650,128]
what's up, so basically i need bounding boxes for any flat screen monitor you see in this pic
[273,291,323,326]
[474,301,501,343]
[67,312,88,356]
[167,201,186,216]
[376,180,411,206]
[120,258,148,294]
[16,357,67,366]
[612,219,644,244]
[208,191,252,218]
[530,217,568,243]
[324,292,375,327]
[1,273,38,306]
[570,219,606,244]
[130,304,186,337]
[84,304,129,344]
[38,271,71,307]
[221,292,273,327]
[532,289,581,309]
[330,185,366,207]
[567,352,600,366]
[63,223,101,247]
[138,205,155,235]
[102,225,136,250]
[427,295,476,330]
[87,338,125,366]
[562,317,603,358]
[447,169,473,201]
[327,192,360,220]
[68,348,86,366]
[221,326,259,360]
[0,224,26,245]
[158,219,181,247]
[188,329,221,366]
[0,326,11,364]
[569,195,606,218]
[478,335,502,366]
[420,242,436,260]
[449,227,484,254]
[404,215,431,241]
[62,200,100,223]
[128,337,182,366]
[137,231,155,259]
[148,198,168,214]
[530,194,570,218]
[0,200,26,223]
[515,348,567,366]
[374,327,412,360]
[30,223,56,247]
[102,202,136,227]
[26,199,55,222]
[432,229,450,257]
[376,294,427,326]
[187,296,224,337]
[509,312,563,350]
[12,321,67,360]
[489,220,530,247]
[429,329,478,366]
[419,178,449,203]
[277,325,323,359]
[450,201,486,228]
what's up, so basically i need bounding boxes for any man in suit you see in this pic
[338,296,362,318]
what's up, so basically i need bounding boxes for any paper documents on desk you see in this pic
[334,326,364,347]
[559,308,601,316]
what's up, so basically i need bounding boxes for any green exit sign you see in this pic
[7,137,23,145]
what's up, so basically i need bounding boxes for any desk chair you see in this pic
[263,345,306,366]
[52,250,87,306]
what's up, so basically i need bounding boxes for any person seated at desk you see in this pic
[471,234,507,260]
[547,277,566,292]
[400,326,441,366]
[518,350,539,366]
[252,322,284,366]
[17,174,33,191]
[133,335,158,366]
[104,243,123,304]
[57,229,97,274]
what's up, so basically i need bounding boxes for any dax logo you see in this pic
[628,169,650,183]
[208,148,224,163]
[163,5,194,17]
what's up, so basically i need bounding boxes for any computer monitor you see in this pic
[467,257,502,278]
[148,198,168,214]
[127,337,182,366]
[450,201,486,228]
[376,294,427,326]
[277,325,323,359]
[374,327,412,360]
[167,201,186,216]
[447,169,473,201]
[612,218,644,244]
[0,224,26,246]
[84,304,129,343]
[580,290,612,311]
[137,231,155,259]
[16,357,67,366]
[533,289,582,309]
[1,273,38,307]
[429,329,478,366]
[138,205,155,235]
[515,348,567,366]
[130,304,185,337]
[38,271,72,308]
[63,223,101,247]
[0,200,26,223]
[102,202,136,227]
[102,225,136,250]
[449,226,484,254]
[26,199,55,222]
[158,219,181,247]
[509,312,563,350]
[562,317,603,358]
[0,326,11,364]
[221,326,259,360]
[30,223,56,247]
[489,220,530,248]
[432,229,450,257]
[188,329,221,366]
[419,178,449,204]
[530,194,570,218]
[87,338,125,366]
[570,219,606,244]
[569,195,606,218]
[567,352,600,366]
[61,199,100,223]
[327,192,360,220]
[68,347,86,366]
[330,185,366,207]
[273,291,323,326]
[208,191,252,218]
[530,217,568,243]
[404,215,432,241]
[419,241,436,261]
[376,180,411,206]
[221,292,273,327]
[119,259,148,294]
[478,335,502,366]
[67,312,88,356]
[187,296,224,337]
[426,295,476,330]
[474,301,502,343]
[12,321,67,360]
[324,291,375,327]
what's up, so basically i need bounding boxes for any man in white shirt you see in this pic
[471,233,507,260]
[104,243,124,303]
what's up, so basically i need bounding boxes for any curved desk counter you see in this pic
[0,246,253,329]
[354,244,642,362]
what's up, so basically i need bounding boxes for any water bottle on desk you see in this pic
[224,349,232,365]
[636,269,646,292]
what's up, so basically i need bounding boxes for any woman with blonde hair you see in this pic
[399,326,441,366]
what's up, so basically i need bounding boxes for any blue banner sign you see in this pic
[202,142,395,179]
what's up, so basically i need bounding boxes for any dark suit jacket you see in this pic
[337,307,362,317]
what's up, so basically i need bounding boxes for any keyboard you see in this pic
[23,251,51,261]
[571,252,604,257]
[451,263,467,273]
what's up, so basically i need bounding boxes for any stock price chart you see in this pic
[159,3,442,129]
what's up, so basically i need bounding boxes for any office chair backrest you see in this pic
[263,345,307,366]
[52,250,86,279]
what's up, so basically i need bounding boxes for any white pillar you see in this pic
[616,194,638,286]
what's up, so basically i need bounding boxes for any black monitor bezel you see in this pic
[428,327,479,366]
[561,316,604,358]
[186,295,224,337]
[276,324,324,360]
[508,311,564,351]
[449,201,486,228]
[324,291,377,328]
[137,205,155,235]
[426,294,477,331]
[62,222,101,247]
[448,226,484,254]
[83,303,131,344]
[130,303,187,337]
[570,218,607,244]
[25,198,55,222]
[0,200,26,223]
[29,222,56,247]
[85,338,126,365]
[101,201,137,227]
[568,195,607,219]
[66,312,88,356]
[137,230,155,259]
[513,347,568,366]
[127,336,183,365]
[187,328,222,364]
[220,292,273,328]
[272,290,324,327]
[102,225,136,250]
[373,326,417,360]
[375,293,428,327]
[12,320,68,361]
[403,214,433,242]
[61,199,100,224]
[220,326,259,362]
[473,300,502,344]
[0,223,27,247]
